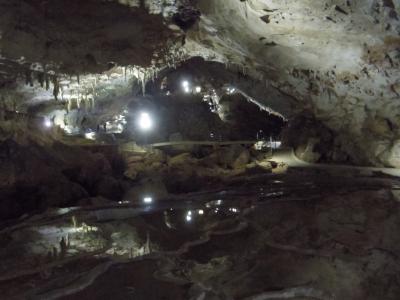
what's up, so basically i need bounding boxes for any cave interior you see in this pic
[0,0,400,299]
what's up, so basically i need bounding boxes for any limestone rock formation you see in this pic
[184,0,400,167]
[0,0,399,169]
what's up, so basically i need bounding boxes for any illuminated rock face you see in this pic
[184,0,400,166]
[0,0,399,166]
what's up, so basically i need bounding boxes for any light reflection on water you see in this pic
[90,172,400,229]
[4,172,400,292]
[162,203,241,231]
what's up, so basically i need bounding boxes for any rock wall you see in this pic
[185,0,400,167]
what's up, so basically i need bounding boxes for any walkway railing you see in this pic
[150,140,258,147]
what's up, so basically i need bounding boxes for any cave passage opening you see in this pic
[124,57,288,147]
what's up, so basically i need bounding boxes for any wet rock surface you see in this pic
[0,168,399,299]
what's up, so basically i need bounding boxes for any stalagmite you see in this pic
[25,70,32,86]
[59,237,67,258]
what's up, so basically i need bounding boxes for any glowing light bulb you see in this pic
[138,112,153,131]
[44,119,52,128]
[198,209,204,215]
[182,80,191,93]
[143,196,153,204]
[195,86,202,93]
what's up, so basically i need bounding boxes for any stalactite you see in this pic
[141,73,146,96]
[53,76,59,101]
[60,86,64,101]
[76,89,81,109]
[37,72,44,88]
[59,237,67,258]
[77,74,80,85]
[45,74,50,91]
[52,247,58,260]
[83,93,88,112]
[67,99,72,112]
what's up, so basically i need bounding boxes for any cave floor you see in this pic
[1,166,400,300]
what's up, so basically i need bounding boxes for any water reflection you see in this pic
[206,199,223,208]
